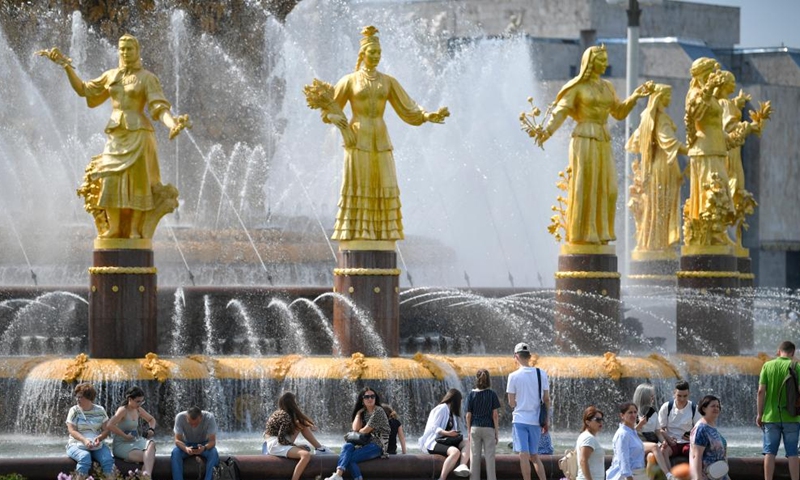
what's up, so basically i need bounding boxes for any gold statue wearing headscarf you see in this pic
[534,45,653,246]
[37,34,189,240]
[626,84,686,254]
[304,26,449,246]
[682,58,737,247]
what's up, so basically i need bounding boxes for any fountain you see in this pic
[0,1,795,479]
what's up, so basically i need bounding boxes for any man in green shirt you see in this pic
[757,341,800,480]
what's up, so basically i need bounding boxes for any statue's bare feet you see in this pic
[99,229,120,238]
[130,232,143,239]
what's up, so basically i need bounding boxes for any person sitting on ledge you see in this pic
[107,386,157,477]
[264,392,330,480]
[66,382,115,480]
[171,406,219,480]
[657,381,701,471]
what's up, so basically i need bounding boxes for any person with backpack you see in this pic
[757,340,800,480]
[657,380,701,472]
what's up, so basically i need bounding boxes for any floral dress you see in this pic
[690,422,728,480]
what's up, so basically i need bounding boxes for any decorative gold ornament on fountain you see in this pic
[37,35,189,248]
[303,25,448,248]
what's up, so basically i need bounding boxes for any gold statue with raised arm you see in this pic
[523,45,653,250]
[37,34,190,243]
[304,26,449,249]
[715,70,772,250]
[626,84,686,256]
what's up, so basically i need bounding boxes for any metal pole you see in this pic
[624,0,641,277]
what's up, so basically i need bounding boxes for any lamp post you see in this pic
[607,0,661,274]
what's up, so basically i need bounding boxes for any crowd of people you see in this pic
[64,341,800,480]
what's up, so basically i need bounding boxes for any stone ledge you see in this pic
[0,454,789,480]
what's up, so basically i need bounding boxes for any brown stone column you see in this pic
[677,246,740,355]
[627,251,679,287]
[555,246,620,354]
[89,245,157,358]
[333,249,399,357]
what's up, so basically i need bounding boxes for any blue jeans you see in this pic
[763,422,800,456]
[171,445,220,480]
[337,442,381,479]
[66,444,115,475]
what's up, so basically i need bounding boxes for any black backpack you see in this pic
[782,360,800,416]
[212,456,241,480]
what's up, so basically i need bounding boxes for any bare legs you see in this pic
[518,452,545,480]
[287,446,312,480]
[126,441,156,476]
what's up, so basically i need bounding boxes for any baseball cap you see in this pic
[514,342,530,354]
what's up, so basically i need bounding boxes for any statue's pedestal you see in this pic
[555,245,620,354]
[89,239,157,359]
[677,245,740,355]
[333,245,399,356]
[736,247,755,351]
[628,250,679,287]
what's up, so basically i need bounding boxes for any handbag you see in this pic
[705,460,729,480]
[435,433,464,447]
[344,431,371,446]
[212,456,241,480]
[536,368,548,426]
[557,449,578,480]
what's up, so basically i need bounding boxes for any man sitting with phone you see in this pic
[171,406,220,480]
[657,381,702,470]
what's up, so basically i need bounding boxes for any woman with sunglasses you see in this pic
[419,388,471,480]
[107,386,157,477]
[576,406,605,480]
[606,402,647,480]
[689,396,729,480]
[66,383,115,479]
[324,387,390,480]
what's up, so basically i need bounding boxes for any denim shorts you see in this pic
[763,422,800,456]
[512,423,542,454]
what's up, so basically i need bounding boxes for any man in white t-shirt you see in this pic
[657,381,701,469]
[507,342,549,480]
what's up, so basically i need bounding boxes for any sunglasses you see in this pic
[362,395,376,399]
[591,417,604,423]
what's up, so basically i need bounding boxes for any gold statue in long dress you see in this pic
[626,84,687,255]
[304,26,449,247]
[528,45,653,247]
[37,34,190,241]
[715,70,771,249]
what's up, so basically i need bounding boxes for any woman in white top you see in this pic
[419,389,471,480]
[576,406,605,480]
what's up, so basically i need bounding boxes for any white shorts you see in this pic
[264,437,294,457]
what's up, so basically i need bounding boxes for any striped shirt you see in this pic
[466,388,501,428]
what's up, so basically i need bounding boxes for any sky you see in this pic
[677,0,800,49]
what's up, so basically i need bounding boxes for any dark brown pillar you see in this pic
[628,251,679,287]
[737,254,755,351]
[89,248,157,358]
[333,250,399,357]
[555,249,620,354]
[677,247,740,355]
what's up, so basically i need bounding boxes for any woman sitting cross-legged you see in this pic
[324,387,390,480]
[420,388,471,480]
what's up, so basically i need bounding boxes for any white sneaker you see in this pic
[316,445,333,454]
[324,473,342,480]
[454,465,470,477]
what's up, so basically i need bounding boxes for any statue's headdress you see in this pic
[355,26,380,71]
[554,44,607,104]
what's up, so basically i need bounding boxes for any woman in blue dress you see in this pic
[689,395,729,480]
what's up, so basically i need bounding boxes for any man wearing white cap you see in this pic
[507,342,549,480]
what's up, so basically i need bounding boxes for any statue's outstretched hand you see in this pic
[425,107,450,124]
[169,114,192,140]
[35,47,72,67]
[534,129,551,148]
[634,80,655,98]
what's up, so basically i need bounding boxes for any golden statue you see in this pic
[715,71,771,250]
[37,34,190,242]
[682,59,749,248]
[304,26,449,248]
[525,45,653,248]
[626,84,686,256]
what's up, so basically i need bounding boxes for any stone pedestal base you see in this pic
[628,250,679,287]
[89,249,157,358]
[333,250,399,357]
[677,247,740,355]
[555,248,620,354]
[737,254,755,351]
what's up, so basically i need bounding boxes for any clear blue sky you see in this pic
[678,0,800,49]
